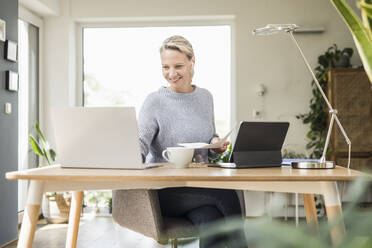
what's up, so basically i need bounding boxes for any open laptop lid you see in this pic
[229,121,289,168]
[51,107,145,169]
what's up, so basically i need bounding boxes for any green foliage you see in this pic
[359,1,372,21]
[29,122,56,166]
[282,149,307,159]
[296,45,353,159]
[331,0,372,84]
[199,176,372,248]
[84,191,112,207]
[107,197,112,210]
[210,143,232,163]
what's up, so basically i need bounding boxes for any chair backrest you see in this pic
[112,189,245,242]
[112,189,165,241]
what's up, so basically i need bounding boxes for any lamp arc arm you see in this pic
[334,115,352,169]
[288,31,351,169]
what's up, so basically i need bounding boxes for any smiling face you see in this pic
[161,49,195,93]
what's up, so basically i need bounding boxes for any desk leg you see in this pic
[303,194,319,232]
[322,182,345,246]
[18,180,44,248]
[66,191,83,248]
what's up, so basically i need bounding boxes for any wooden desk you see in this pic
[6,165,364,248]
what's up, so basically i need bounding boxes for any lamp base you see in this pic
[291,161,335,169]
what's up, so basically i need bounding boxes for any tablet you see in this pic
[229,121,289,168]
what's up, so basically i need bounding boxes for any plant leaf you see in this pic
[29,136,44,156]
[318,55,329,67]
[331,0,372,84]
[359,0,372,40]
[49,149,57,161]
[359,2,372,19]
[43,148,51,165]
[342,47,354,57]
[35,121,47,143]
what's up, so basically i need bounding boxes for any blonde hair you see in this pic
[160,35,195,79]
[160,35,194,60]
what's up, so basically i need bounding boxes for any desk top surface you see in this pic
[5,164,368,182]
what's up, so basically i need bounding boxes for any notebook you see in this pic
[50,107,161,169]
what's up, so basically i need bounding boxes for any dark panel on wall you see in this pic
[0,0,18,245]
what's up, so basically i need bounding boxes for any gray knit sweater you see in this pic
[138,86,219,163]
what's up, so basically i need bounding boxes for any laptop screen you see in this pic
[51,107,144,169]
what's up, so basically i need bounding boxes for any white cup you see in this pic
[162,147,195,168]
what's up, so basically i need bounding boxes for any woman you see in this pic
[138,35,246,248]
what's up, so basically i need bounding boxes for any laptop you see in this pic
[217,121,289,168]
[50,107,160,169]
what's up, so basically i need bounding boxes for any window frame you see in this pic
[76,16,237,130]
[18,4,44,216]
[19,5,44,128]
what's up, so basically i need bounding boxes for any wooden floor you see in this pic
[4,203,372,248]
[5,215,198,248]
[6,202,372,248]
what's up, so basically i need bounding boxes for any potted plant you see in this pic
[29,122,71,224]
[84,191,100,214]
[83,191,112,214]
[331,0,372,84]
[29,122,56,166]
[296,45,354,159]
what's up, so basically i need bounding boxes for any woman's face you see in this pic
[161,49,195,93]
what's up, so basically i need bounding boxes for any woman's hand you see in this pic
[211,137,230,154]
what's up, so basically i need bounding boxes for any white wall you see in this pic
[19,0,60,16]
[43,0,76,140]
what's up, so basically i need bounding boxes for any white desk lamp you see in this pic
[252,24,351,169]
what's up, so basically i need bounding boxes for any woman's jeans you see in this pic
[158,187,247,248]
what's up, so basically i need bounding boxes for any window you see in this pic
[83,25,231,135]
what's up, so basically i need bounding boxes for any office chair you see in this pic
[112,189,245,248]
